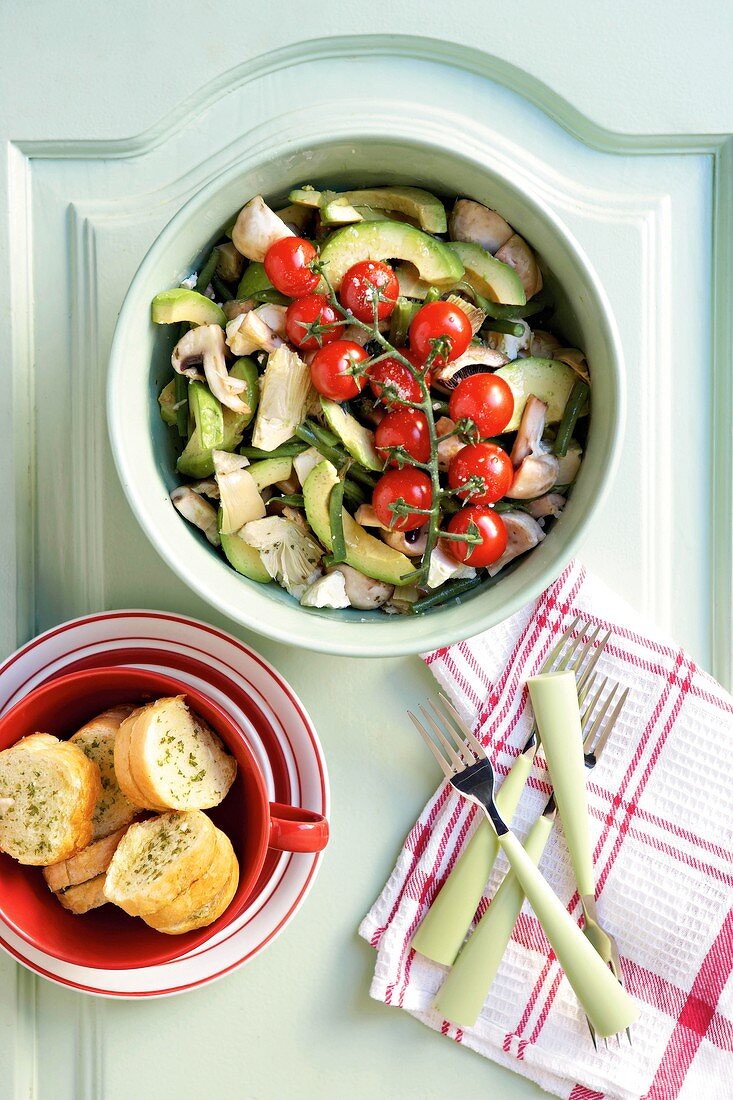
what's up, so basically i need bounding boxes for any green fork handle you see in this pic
[433,810,555,1028]
[496,829,639,1038]
[411,747,535,966]
[528,671,595,897]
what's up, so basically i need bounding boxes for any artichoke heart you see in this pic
[213,450,266,535]
[240,516,323,599]
[252,346,314,452]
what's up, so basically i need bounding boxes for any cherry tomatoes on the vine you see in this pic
[339,260,399,322]
[375,409,431,465]
[409,301,472,366]
[285,293,344,350]
[264,237,319,297]
[309,340,368,402]
[367,349,428,406]
[448,373,514,438]
[448,442,514,505]
[372,468,433,531]
[445,505,507,567]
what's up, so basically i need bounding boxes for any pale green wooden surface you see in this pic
[2,3,733,1098]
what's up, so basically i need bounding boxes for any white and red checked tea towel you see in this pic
[360,561,733,1100]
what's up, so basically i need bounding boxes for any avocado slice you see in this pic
[151,288,226,327]
[495,358,588,431]
[177,358,259,478]
[218,508,271,583]
[320,398,382,471]
[290,187,447,233]
[303,460,417,586]
[319,220,463,291]
[158,379,177,426]
[237,262,272,299]
[247,456,293,490]
[449,241,526,306]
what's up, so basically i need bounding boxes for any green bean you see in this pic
[553,379,589,457]
[240,440,308,460]
[481,296,548,321]
[328,480,347,562]
[251,288,290,306]
[424,286,441,304]
[307,420,340,448]
[486,318,525,337]
[343,479,366,508]
[295,423,344,467]
[410,575,485,613]
[211,274,231,302]
[275,493,305,508]
[194,249,218,295]
[389,298,418,346]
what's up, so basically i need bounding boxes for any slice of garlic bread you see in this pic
[57,874,108,914]
[126,696,237,811]
[103,810,217,917]
[70,705,141,839]
[114,707,168,811]
[147,858,240,935]
[143,830,237,932]
[43,825,129,893]
[0,733,100,865]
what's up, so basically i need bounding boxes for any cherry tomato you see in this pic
[446,505,507,567]
[372,468,432,531]
[409,301,472,366]
[375,409,431,466]
[368,349,429,406]
[339,260,399,322]
[309,340,368,402]
[448,373,514,438]
[448,443,514,505]
[285,293,344,350]
[264,237,319,297]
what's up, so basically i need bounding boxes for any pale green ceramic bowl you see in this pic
[107,136,624,657]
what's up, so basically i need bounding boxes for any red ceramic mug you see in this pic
[0,666,329,969]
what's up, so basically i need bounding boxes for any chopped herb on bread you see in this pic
[70,705,141,839]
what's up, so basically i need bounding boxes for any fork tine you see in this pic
[578,670,600,716]
[541,615,581,673]
[408,711,455,777]
[589,688,629,760]
[582,684,618,754]
[580,675,608,738]
[567,623,601,675]
[436,694,485,759]
[419,706,468,769]
[575,629,610,694]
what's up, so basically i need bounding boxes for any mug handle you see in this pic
[268,802,329,853]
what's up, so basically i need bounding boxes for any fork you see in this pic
[409,697,640,1040]
[432,678,628,1037]
[412,618,609,966]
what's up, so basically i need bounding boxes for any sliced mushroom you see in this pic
[355,503,388,529]
[432,345,509,390]
[328,563,394,609]
[215,242,245,283]
[445,294,486,335]
[427,543,476,588]
[530,329,560,359]
[525,492,566,519]
[170,486,220,547]
[508,395,559,499]
[255,303,288,340]
[226,308,284,357]
[554,439,583,487]
[553,346,590,383]
[187,478,220,500]
[172,325,248,414]
[231,196,294,262]
[487,512,545,577]
[380,524,429,557]
[448,199,513,254]
[435,416,466,472]
[223,298,255,322]
[495,234,543,299]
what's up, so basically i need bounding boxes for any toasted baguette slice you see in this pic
[0,733,100,865]
[103,810,217,917]
[125,696,236,811]
[57,874,108,914]
[114,707,167,811]
[43,825,129,893]
[70,706,140,839]
[147,858,239,936]
[143,830,237,931]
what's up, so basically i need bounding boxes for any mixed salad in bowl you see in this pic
[152,185,589,617]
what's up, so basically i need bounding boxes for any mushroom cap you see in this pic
[449,199,513,254]
[487,512,545,577]
[495,234,543,299]
[328,564,394,610]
